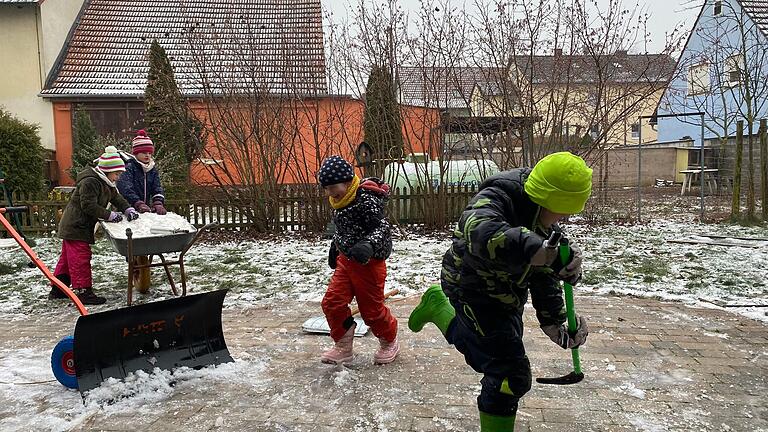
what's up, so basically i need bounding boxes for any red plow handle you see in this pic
[0,208,88,316]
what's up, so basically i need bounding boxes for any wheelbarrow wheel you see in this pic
[132,256,151,294]
[51,335,78,389]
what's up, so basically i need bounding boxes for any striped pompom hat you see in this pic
[97,146,126,173]
[132,129,155,154]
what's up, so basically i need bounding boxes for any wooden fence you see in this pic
[1,185,478,234]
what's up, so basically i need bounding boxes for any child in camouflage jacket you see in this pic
[408,152,592,431]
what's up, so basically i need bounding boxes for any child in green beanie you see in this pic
[408,152,592,431]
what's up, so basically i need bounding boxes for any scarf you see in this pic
[136,157,156,173]
[92,167,117,188]
[329,175,360,209]
[122,151,156,173]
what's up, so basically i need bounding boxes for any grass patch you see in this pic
[298,265,320,275]
[190,262,228,276]
[222,254,246,264]
[582,265,620,285]
[633,257,670,282]
[0,262,20,276]
[218,279,238,290]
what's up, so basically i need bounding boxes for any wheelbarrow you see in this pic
[0,206,233,394]
[99,217,215,306]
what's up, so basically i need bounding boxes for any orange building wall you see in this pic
[52,102,74,186]
[50,97,442,188]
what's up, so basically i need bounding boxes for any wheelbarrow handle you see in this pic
[179,221,218,257]
[0,206,28,214]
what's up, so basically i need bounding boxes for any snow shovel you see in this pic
[0,207,233,394]
[536,231,584,385]
[302,288,400,337]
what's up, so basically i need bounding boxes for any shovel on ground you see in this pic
[302,289,400,337]
[536,231,584,385]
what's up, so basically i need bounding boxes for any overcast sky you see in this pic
[321,0,703,54]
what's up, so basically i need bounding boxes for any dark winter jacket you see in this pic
[332,177,392,260]
[441,168,567,328]
[58,168,131,244]
[116,154,165,207]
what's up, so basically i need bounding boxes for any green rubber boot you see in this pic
[479,411,515,432]
[408,284,455,335]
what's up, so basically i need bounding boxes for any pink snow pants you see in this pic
[53,240,93,289]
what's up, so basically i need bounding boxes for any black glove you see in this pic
[348,241,373,264]
[328,242,339,269]
[541,315,589,349]
[124,207,140,222]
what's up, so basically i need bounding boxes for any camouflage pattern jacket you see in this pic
[332,177,393,260]
[441,168,567,330]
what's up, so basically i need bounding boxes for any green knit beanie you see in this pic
[524,152,593,214]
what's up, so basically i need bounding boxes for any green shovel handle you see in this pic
[560,241,582,375]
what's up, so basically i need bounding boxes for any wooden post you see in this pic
[732,120,744,220]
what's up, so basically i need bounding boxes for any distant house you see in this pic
[398,51,675,162]
[656,0,768,146]
[0,0,87,182]
[37,0,332,185]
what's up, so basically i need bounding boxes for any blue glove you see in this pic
[124,207,140,222]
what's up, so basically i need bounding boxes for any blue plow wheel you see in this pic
[51,335,78,389]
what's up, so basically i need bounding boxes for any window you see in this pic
[589,124,600,139]
[631,123,640,138]
[714,0,722,16]
[687,63,710,95]
[724,54,743,87]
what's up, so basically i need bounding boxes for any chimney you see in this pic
[554,48,563,57]
[615,49,628,57]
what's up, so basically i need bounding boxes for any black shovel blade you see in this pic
[73,289,233,393]
[536,371,584,385]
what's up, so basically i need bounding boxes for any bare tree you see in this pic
[177,0,341,231]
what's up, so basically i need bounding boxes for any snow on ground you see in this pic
[1,217,765,323]
[0,347,267,432]
[564,219,768,323]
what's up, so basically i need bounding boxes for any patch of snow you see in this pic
[615,382,646,399]
[100,212,196,239]
[0,347,266,431]
[332,369,354,386]
[627,414,667,432]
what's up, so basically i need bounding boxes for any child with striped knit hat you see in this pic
[49,146,140,305]
[117,130,167,215]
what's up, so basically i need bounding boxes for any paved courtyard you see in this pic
[1,293,767,431]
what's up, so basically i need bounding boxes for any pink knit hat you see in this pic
[132,129,155,154]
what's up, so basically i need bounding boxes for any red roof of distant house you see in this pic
[41,0,327,98]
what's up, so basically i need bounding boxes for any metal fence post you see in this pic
[700,113,705,221]
[637,117,642,222]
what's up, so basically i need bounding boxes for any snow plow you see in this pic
[0,206,232,394]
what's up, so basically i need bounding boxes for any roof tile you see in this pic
[42,0,327,97]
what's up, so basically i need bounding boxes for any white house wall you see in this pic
[0,1,84,151]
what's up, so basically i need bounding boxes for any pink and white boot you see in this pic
[373,336,400,364]
[320,323,356,365]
